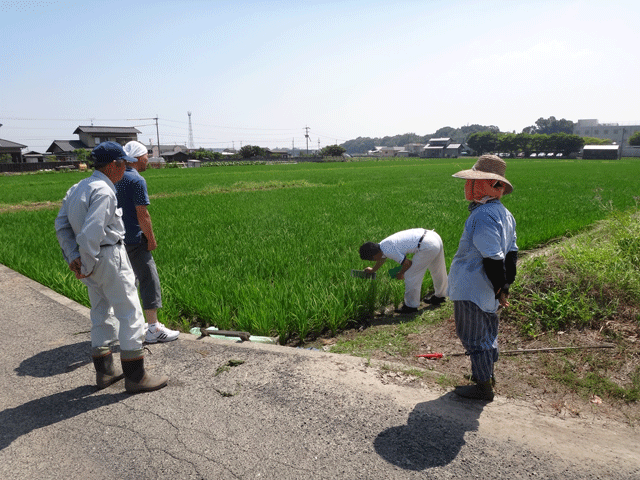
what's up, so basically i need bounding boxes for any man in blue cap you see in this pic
[55,141,169,394]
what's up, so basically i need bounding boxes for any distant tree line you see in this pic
[522,116,574,135]
[340,124,501,154]
[467,132,586,156]
[319,145,346,156]
[190,145,347,161]
[193,148,223,161]
[339,117,581,155]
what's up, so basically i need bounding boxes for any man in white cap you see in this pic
[448,154,518,401]
[55,141,169,393]
[117,141,179,344]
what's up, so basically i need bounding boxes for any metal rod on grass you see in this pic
[447,344,616,357]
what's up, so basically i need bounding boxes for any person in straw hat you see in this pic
[448,154,518,401]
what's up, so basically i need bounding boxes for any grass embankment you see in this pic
[325,204,640,414]
[506,203,640,403]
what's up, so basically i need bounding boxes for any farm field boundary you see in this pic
[1,158,639,342]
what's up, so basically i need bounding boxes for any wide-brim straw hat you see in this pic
[452,154,513,194]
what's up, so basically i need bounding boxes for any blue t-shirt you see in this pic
[115,167,150,245]
[448,200,518,313]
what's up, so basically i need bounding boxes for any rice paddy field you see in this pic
[1,157,639,342]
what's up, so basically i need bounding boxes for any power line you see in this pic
[0,116,133,122]
[0,116,347,150]
[0,116,342,139]
[160,117,299,132]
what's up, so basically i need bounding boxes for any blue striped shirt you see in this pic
[115,167,150,245]
[448,200,518,313]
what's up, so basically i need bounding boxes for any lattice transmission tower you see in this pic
[187,111,195,150]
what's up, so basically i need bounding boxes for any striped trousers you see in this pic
[453,300,499,383]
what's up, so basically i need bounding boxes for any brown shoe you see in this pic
[92,352,124,389]
[125,372,169,394]
[121,357,168,394]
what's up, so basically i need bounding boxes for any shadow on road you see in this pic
[374,392,485,470]
[6,343,128,451]
[15,341,92,377]
[0,385,128,451]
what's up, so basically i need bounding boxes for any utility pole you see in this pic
[620,127,629,159]
[128,117,161,157]
[304,126,310,155]
[154,116,160,158]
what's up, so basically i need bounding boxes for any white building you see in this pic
[368,146,398,157]
[573,119,640,157]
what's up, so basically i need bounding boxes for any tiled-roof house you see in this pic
[0,138,28,162]
[74,126,141,148]
[422,137,451,158]
[46,126,141,161]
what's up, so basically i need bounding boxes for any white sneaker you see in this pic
[145,322,180,343]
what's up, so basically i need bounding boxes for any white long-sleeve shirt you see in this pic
[379,228,429,264]
[55,170,125,276]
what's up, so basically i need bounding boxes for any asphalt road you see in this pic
[1,264,638,479]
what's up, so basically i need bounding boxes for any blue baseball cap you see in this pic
[91,141,137,165]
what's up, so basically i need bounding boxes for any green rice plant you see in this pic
[2,158,640,341]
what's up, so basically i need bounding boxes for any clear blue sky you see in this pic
[1,0,638,152]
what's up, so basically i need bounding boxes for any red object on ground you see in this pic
[416,353,443,359]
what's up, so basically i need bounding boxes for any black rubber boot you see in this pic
[92,351,124,389]
[426,295,446,306]
[465,374,496,387]
[454,379,494,401]
[121,356,168,394]
[394,304,418,314]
